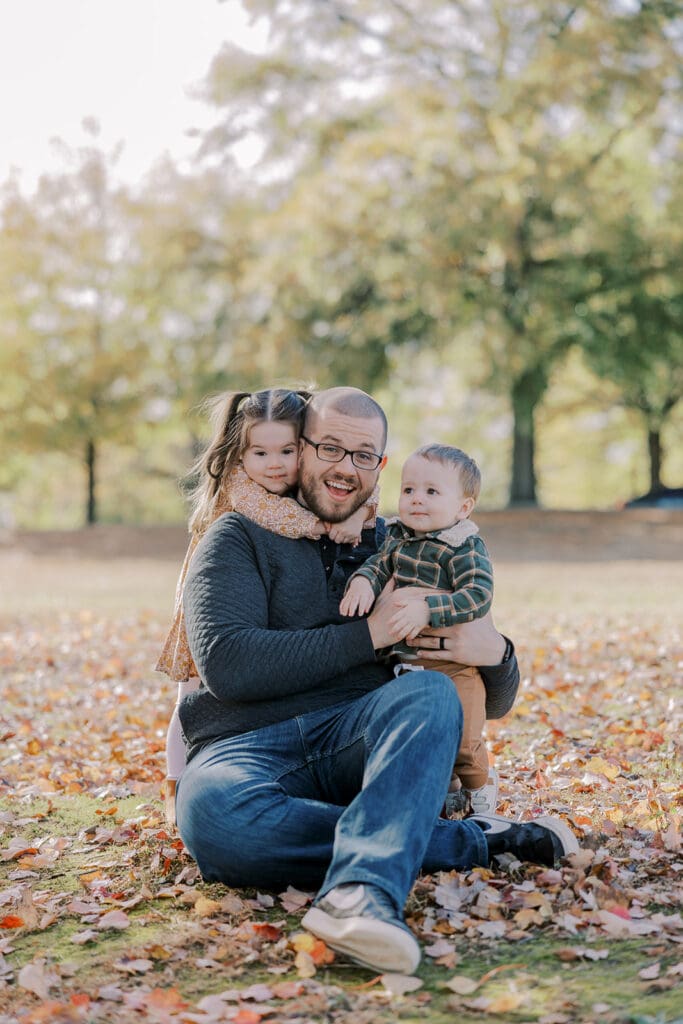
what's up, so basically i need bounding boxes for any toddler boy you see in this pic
[340,443,499,814]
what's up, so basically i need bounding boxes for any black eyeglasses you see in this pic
[301,436,384,471]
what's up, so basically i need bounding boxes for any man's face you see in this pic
[298,408,386,523]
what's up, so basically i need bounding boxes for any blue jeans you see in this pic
[176,671,488,913]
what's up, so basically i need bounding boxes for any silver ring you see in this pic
[439,637,446,651]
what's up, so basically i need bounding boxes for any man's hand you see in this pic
[388,590,430,640]
[366,578,411,649]
[340,578,376,617]
[404,609,507,666]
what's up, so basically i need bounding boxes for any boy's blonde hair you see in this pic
[413,444,481,501]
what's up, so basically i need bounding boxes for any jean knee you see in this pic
[416,670,463,734]
[179,770,286,888]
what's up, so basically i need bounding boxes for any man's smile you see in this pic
[324,477,356,500]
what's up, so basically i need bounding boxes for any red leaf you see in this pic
[0,915,24,929]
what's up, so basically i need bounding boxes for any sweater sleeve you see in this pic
[228,465,322,540]
[480,642,520,719]
[183,515,377,703]
[425,537,493,626]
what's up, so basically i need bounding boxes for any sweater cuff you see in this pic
[346,616,380,664]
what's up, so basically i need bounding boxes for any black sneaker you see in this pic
[302,882,420,974]
[471,812,579,866]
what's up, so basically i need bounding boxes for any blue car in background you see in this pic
[624,487,683,509]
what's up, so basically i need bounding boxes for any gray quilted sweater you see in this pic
[180,513,519,761]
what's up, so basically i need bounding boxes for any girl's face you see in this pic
[241,421,300,494]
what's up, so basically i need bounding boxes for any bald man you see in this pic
[178,387,578,975]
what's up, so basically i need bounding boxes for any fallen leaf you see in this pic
[381,973,423,994]
[294,949,316,978]
[0,915,24,929]
[446,975,479,995]
[114,957,153,974]
[97,909,130,930]
[18,960,59,999]
[194,896,223,918]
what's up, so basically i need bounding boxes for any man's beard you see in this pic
[299,464,372,523]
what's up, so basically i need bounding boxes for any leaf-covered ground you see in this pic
[0,556,681,1024]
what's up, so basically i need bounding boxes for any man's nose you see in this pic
[336,451,356,471]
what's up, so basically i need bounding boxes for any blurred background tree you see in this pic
[0,123,151,524]
[0,0,681,525]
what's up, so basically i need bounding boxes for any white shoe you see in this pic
[465,767,499,815]
[302,883,420,974]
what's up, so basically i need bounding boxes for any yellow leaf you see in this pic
[291,931,316,953]
[193,897,222,918]
[295,949,316,978]
[585,757,619,781]
[487,991,526,1013]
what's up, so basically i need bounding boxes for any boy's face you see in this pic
[398,454,474,535]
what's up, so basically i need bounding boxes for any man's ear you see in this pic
[379,455,388,472]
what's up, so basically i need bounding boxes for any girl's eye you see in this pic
[283,448,296,456]
[403,487,413,494]
[427,488,438,495]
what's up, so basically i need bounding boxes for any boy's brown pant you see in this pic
[410,659,489,792]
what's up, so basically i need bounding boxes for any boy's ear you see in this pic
[461,496,475,518]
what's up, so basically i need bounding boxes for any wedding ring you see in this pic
[439,637,446,651]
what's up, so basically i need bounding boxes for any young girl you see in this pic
[156,387,375,824]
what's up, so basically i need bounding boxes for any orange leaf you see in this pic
[309,937,335,965]
[233,1011,263,1024]
[144,988,188,1011]
[0,915,25,929]
[252,922,282,942]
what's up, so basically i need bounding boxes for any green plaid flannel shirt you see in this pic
[349,518,493,625]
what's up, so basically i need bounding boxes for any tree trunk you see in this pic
[509,371,545,507]
[648,428,661,492]
[86,438,97,525]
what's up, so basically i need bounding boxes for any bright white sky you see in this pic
[0,0,266,191]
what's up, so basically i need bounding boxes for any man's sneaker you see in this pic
[465,767,499,815]
[471,812,579,867]
[302,883,420,975]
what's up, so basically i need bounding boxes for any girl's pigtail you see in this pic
[188,391,250,534]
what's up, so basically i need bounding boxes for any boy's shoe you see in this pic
[465,767,499,815]
[302,883,420,975]
[443,785,468,817]
[471,812,579,867]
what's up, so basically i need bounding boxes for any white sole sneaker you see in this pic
[302,905,420,974]
[471,812,580,863]
[465,766,499,815]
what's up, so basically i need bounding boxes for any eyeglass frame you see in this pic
[300,435,385,471]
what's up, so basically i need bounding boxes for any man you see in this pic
[177,387,578,975]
